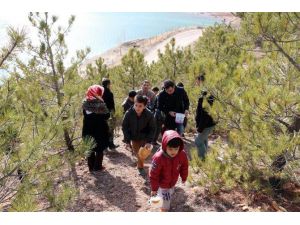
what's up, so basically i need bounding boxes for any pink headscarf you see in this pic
[86,85,105,101]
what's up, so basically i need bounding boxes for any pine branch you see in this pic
[0,27,26,68]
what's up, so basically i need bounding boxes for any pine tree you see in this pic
[85,57,108,83]
[154,38,193,81]
[0,13,92,211]
[119,48,148,91]
[0,26,27,210]
[190,13,300,193]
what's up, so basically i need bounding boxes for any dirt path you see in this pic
[66,129,300,212]
[68,131,244,212]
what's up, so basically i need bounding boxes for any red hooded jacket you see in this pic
[149,130,189,191]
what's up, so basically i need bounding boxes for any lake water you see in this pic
[0,12,220,78]
[67,13,220,57]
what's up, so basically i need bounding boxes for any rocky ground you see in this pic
[66,130,300,212]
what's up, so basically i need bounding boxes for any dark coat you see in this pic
[122,107,156,143]
[103,87,115,112]
[122,97,134,114]
[157,87,190,129]
[195,93,216,133]
[82,110,110,152]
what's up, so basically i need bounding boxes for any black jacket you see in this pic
[122,97,134,114]
[82,110,110,152]
[103,87,115,112]
[157,87,190,129]
[195,93,216,133]
[122,107,156,143]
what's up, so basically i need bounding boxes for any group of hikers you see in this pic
[81,74,216,211]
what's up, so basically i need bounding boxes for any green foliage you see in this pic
[0,13,92,211]
[85,57,108,83]
[190,13,300,193]
[119,48,148,90]
[0,27,26,69]
[1,12,299,210]
[150,38,193,84]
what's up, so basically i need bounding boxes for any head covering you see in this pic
[86,85,104,101]
[161,130,184,152]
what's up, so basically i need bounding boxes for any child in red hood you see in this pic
[149,130,189,211]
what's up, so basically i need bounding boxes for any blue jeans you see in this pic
[176,123,185,136]
[195,126,215,159]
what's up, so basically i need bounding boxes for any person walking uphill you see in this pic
[195,74,216,160]
[149,130,189,212]
[137,80,156,112]
[157,80,190,136]
[102,78,119,150]
[152,86,164,146]
[122,95,156,176]
[82,85,110,173]
[122,90,137,114]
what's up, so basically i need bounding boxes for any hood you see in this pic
[161,130,184,152]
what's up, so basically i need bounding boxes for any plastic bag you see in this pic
[175,113,185,124]
[138,144,153,160]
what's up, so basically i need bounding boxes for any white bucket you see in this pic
[148,196,163,209]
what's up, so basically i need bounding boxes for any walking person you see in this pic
[152,86,164,146]
[149,130,189,212]
[195,74,216,160]
[102,78,119,150]
[122,90,137,114]
[122,95,156,176]
[176,82,188,137]
[137,80,156,112]
[82,85,110,173]
[157,80,190,137]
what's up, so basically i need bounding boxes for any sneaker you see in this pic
[138,168,146,177]
[151,142,160,146]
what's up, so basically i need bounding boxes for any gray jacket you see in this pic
[122,107,156,143]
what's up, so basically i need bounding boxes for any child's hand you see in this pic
[145,143,152,149]
[151,191,157,196]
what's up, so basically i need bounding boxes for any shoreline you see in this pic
[80,13,240,73]
[207,12,241,28]
[80,26,204,71]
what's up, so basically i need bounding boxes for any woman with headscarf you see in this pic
[82,85,110,173]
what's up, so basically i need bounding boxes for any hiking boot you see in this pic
[109,143,119,150]
[90,166,106,175]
